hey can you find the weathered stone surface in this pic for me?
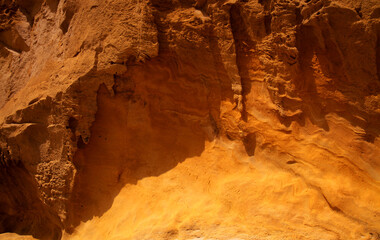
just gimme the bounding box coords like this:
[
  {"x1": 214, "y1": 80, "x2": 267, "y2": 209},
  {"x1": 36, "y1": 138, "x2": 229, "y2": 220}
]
[{"x1": 0, "y1": 0, "x2": 379, "y2": 239}]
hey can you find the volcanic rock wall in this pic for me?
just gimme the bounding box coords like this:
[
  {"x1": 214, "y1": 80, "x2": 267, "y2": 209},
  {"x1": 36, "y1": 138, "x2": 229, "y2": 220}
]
[{"x1": 0, "y1": 0, "x2": 379, "y2": 239}]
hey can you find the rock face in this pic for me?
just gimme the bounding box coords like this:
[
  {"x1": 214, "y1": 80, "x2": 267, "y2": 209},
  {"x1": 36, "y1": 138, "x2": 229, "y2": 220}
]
[{"x1": 0, "y1": 0, "x2": 379, "y2": 239}]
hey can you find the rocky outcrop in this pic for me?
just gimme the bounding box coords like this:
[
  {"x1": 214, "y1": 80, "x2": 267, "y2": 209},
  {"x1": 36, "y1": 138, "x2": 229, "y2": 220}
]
[{"x1": 0, "y1": 0, "x2": 379, "y2": 239}]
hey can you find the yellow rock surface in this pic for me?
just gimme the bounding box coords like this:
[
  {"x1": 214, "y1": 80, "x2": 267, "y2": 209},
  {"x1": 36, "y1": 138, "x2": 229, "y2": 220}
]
[
  {"x1": 0, "y1": 233, "x2": 37, "y2": 240},
  {"x1": 0, "y1": 0, "x2": 379, "y2": 239}
]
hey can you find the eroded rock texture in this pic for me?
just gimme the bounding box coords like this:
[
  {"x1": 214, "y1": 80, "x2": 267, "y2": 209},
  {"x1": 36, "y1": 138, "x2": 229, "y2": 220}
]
[{"x1": 0, "y1": 0, "x2": 379, "y2": 239}]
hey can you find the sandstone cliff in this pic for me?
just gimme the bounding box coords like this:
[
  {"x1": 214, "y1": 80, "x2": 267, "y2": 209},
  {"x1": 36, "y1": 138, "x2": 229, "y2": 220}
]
[{"x1": 0, "y1": 0, "x2": 379, "y2": 239}]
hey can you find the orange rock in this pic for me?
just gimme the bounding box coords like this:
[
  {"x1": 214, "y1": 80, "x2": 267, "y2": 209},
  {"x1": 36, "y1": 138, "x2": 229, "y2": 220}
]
[{"x1": 0, "y1": 0, "x2": 379, "y2": 239}]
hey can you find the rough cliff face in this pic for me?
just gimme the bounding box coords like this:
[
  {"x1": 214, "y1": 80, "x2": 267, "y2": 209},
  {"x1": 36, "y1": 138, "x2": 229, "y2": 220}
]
[{"x1": 0, "y1": 0, "x2": 379, "y2": 239}]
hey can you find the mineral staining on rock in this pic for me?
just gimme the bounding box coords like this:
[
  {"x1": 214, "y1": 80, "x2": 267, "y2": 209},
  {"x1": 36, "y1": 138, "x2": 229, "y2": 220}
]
[{"x1": 0, "y1": 0, "x2": 379, "y2": 239}]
